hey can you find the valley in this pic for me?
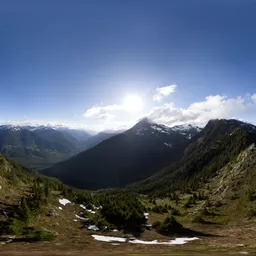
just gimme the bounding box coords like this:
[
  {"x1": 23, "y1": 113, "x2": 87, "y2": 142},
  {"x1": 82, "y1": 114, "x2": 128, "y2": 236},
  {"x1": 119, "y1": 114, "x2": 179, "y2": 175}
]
[
  {"x1": 1, "y1": 119, "x2": 256, "y2": 255},
  {"x1": 2, "y1": 0, "x2": 256, "y2": 254},
  {"x1": 0, "y1": 125, "x2": 120, "y2": 170}
]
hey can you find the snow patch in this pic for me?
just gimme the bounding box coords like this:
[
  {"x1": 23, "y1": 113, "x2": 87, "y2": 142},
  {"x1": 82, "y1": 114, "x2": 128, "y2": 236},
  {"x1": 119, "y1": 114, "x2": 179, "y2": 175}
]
[
  {"x1": 92, "y1": 235, "x2": 126, "y2": 243},
  {"x1": 151, "y1": 125, "x2": 171, "y2": 134},
  {"x1": 88, "y1": 225, "x2": 99, "y2": 231},
  {"x1": 91, "y1": 235, "x2": 199, "y2": 245},
  {"x1": 59, "y1": 198, "x2": 71, "y2": 206},
  {"x1": 164, "y1": 142, "x2": 172, "y2": 147},
  {"x1": 75, "y1": 214, "x2": 88, "y2": 220},
  {"x1": 79, "y1": 204, "x2": 96, "y2": 214},
  {"x1": 143, "y1": 224, "x2": 152, "y2": 228},
  {"x1": 87, "y1": 209, "x2": 96, "y2": 214},
  {"x1": 58, "y1": 206, "x2": 62, "y2": 210},
  {"x1": 129, "y1": 237, "x2": 199, "y2": 245}
]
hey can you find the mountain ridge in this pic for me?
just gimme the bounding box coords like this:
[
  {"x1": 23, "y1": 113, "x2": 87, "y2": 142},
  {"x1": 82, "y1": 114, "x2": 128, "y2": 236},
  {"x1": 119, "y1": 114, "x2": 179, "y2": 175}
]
[
  {"x1": 41, "y1": 119, "x2": 201, "y2": 189},
  {"x1": 0, "y1": 125, "x2": 92, "y2": 170},
  {"x1": 129, "y1": 119, "x2": 256, "y2": 196}
]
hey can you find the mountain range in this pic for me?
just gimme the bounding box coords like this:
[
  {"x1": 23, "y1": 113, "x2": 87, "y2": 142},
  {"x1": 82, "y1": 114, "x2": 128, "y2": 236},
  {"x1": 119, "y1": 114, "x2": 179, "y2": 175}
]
[
  {"x1": 0, "y1": 125, "x2": 123, "y2": 170},
  {"x1": 0, "y1": 119, "x2": 256, "y2": 250},
  {"x1": 1, "y1": 118, "x2": 256, "y2": 196},
  {"x1": 130, "y1": 119, "x2": 256, "y2": 196},
  {"x1": 1, "y1": 118, "x2": 256, "y2": 250},
  {"x1": 41, "y1": 118, "x2": 202, "y2": 189}
]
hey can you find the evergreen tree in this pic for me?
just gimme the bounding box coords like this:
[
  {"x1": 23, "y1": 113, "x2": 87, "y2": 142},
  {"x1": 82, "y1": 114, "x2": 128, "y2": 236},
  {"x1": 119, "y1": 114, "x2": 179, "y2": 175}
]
[{"x1": 21, "y1": 197, "x2": 31, "y2": 224}]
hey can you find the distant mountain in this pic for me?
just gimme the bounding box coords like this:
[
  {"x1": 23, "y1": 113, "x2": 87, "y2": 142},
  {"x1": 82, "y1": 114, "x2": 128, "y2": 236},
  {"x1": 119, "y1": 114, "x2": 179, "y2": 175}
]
[
  {"x1": 130, "y1": 119, "x2": 256, "y2": 196},
  {"x1": 0, "y1": 125, "x2": 92, "y2": 170},
  {"x1": 81, "y1": 132, "x2": 120, "y2": 151},
  {"x1": 171, "y1": 124, "x2": 202, "y2": 139},
  {"x1": 42, "y1": 118, "x2": 201, "y2": 189}
]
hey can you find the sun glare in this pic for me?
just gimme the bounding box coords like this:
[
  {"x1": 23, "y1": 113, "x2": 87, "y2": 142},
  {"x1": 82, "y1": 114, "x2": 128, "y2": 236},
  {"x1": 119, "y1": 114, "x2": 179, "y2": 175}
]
[{"x1": 123, "y1": 94, "x2": 143, "y2": 112}]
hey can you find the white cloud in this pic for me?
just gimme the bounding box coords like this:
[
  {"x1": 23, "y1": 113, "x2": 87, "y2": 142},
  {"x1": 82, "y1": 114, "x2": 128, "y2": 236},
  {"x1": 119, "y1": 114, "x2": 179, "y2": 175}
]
[
  {"x1": 5, "y1": 86, "x2": 256, "y2": 133},
  {"x1": 97, "y1": 112, "x2": 115, "y2": 121},
  {"x1": 83, "y1": 104, "x2": 121, "y2": 118},
  {"x1": 153, "y1": 84, "x2": 177, "y2": 102},
  {"x1": 148, "y1": 95, "x2": 253, "y2": 127}
]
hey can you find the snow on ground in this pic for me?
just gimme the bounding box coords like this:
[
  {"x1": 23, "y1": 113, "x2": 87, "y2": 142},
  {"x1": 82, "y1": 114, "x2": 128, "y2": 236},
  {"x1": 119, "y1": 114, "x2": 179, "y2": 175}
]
[
  {"x1": 88, "y1": 225, "x2": 99, "y2": 231},
  {"x1": 75, "y1": 214, "x2": 89, "y2": 220},
  {"x1": 143, "y1": 224, "x2": 152, "y2": 228},
  {"x1": 93, "y1": 205, "x2": 102, "y2": 210},
  {"x1": 87, "y1": 209, "x2": 96, "y2": 214},
  {"x1": 91, "y1": 235, "x2": 199, "y2": 245},
  {"x1": 151, "y1": 125, "x2": 171, "y2": 134},
  {"x1": 92, "y1": 235, "x2": 126, "y2": 243},
  {"x1": 59, "y1": 198, "x2": 71, "y2": 206},
  {"x1": 130, "y1": 237, "x2": 199, "y2": 245},
  {"x1": 58, "y1": 206, "x2": 62, "y2": 210},
  {"x1": 187, "y1": 134, "x2": 192, "y2": 139},
  {"x1": 164, "y1": 142, "x2": 172, "y2": 147},
  {"x1": 144, "y1": 213, "x2": 149, "y2": 219},
  {"x1": 80, "y1": 204, "x2": 96, "y2": 214}
]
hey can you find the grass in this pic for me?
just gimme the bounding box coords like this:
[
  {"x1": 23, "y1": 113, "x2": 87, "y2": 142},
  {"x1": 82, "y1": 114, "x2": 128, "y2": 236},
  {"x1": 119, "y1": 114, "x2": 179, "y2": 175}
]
[{"x1": 1, "y1": 147, "x2": 256, "y2": 254}]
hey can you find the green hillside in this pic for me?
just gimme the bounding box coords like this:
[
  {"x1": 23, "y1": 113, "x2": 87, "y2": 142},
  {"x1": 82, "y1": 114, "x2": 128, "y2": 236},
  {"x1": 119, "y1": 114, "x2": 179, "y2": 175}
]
[{"x1": 0, "y1": 126, "x2": 91, "y2": 170}]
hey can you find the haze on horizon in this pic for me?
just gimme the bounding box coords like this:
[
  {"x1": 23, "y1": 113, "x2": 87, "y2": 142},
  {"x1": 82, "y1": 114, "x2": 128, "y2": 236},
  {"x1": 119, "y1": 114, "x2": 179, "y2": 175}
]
[{"x1": 1, "y1": 0, "x2": 256, "y2": 132}]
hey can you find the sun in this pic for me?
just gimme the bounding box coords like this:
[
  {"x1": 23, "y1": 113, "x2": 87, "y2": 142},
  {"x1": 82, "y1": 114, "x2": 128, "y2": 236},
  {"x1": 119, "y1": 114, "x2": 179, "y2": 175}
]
[{"x1": 123, "y1": 94, "x2": 143, "y2": 112}]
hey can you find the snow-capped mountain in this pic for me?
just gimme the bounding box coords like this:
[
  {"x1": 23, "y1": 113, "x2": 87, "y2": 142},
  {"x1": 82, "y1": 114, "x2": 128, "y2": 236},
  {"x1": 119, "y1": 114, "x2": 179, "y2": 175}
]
[
  {"x1": 0, "y1": 125, "x2": 92, "y2": 170},
  {"x1": 133, "y1": 118, "x2": 201, "y2": 141},
  {"x1": 171, "y1": 124, "x2": 202, "y2": 139},
  {"x1": 42, "y1": 118, "x2": 202, "y2": 190}
]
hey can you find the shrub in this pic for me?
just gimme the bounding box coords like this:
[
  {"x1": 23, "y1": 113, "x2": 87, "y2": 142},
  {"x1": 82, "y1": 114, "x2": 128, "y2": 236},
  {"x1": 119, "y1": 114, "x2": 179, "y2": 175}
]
[
  {"x1": 192, "y1": 216, "x2": 206, "y2": 224},
  {"x1": 8, "y1": 218, "x2": 24, "y2": 235},
  {"x1": 248, "y1": 190, "x2": 255, "y2": 202},
  {"x1": 201, "y1": 207, "x2": 210, "y2": 216},
  {"x1": 247, "y1": 208, "x2": 256, "y2": 219},
  {"x1": 27, "y1": 230, "x2": 57, "y2": 242},
  {"x1": 152, "y1": 221, "x2": 161, "y2": 229},
  {"x1": 205, "y1": 198, "x2": 211, "y2": 207},
  {"x1": 171, "y1": 207, "x2": 181, "y2": 216},
  {"x1": 153, "y1": 216, "x2": 183, "y2": 235},
  {"x1": 152, "y1": 205, "x2": 169, "y2": 213},
  {"x1": 214, "y1": 200, "x2": 222, "y2": 207}
]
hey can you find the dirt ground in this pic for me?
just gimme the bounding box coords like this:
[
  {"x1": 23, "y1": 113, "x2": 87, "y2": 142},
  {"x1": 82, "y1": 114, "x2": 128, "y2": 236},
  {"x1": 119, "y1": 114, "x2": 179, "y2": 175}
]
[{"x1": 1, "y1": 223, "x2": 256, "y2": 256}]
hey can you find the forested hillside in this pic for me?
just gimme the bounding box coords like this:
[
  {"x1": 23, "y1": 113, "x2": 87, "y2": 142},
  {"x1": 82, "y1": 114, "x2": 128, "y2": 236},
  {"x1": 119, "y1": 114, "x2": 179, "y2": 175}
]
[
  {"x1": 42, "y1": 118, "x2": 201, "y2": 189},
  {"x1": 130, "y1": 119, "x2": 256, "y2": 197},
  {"x1": 0, "y1": 125, "x2": 91, "y2": 170}
]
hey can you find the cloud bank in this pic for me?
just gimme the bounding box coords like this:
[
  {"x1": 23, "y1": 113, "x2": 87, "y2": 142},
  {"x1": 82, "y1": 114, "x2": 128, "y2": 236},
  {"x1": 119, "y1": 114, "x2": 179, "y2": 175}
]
[
  {"x1": 147, "y1": 95, "x2": 253, "y2": 127},
  {"x1": 82, "y1": 85, "x2": 256, "y2": 131},
  {"x1": 2, "y1": 85, "x2": 256, "y2": 132},
  {"x1": 153, "y1": 84, "x2": 177, "y2": 102}
]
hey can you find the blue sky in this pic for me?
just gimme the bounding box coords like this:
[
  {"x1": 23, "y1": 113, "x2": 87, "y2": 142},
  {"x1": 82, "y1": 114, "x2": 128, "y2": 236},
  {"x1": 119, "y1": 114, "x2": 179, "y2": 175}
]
[{"x1": 1, "y1": 0, "x2": 256, "y2": 131}]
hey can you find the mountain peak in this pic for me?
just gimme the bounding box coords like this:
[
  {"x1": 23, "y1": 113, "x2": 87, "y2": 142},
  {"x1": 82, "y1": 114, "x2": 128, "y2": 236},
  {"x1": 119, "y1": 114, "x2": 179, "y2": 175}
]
[
  {"x1": 205, "y1": 119, "x2": 256, "y2": 132},
  {"x1": 137, "y1": 117, "x2": 153, "y2": 125}
]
